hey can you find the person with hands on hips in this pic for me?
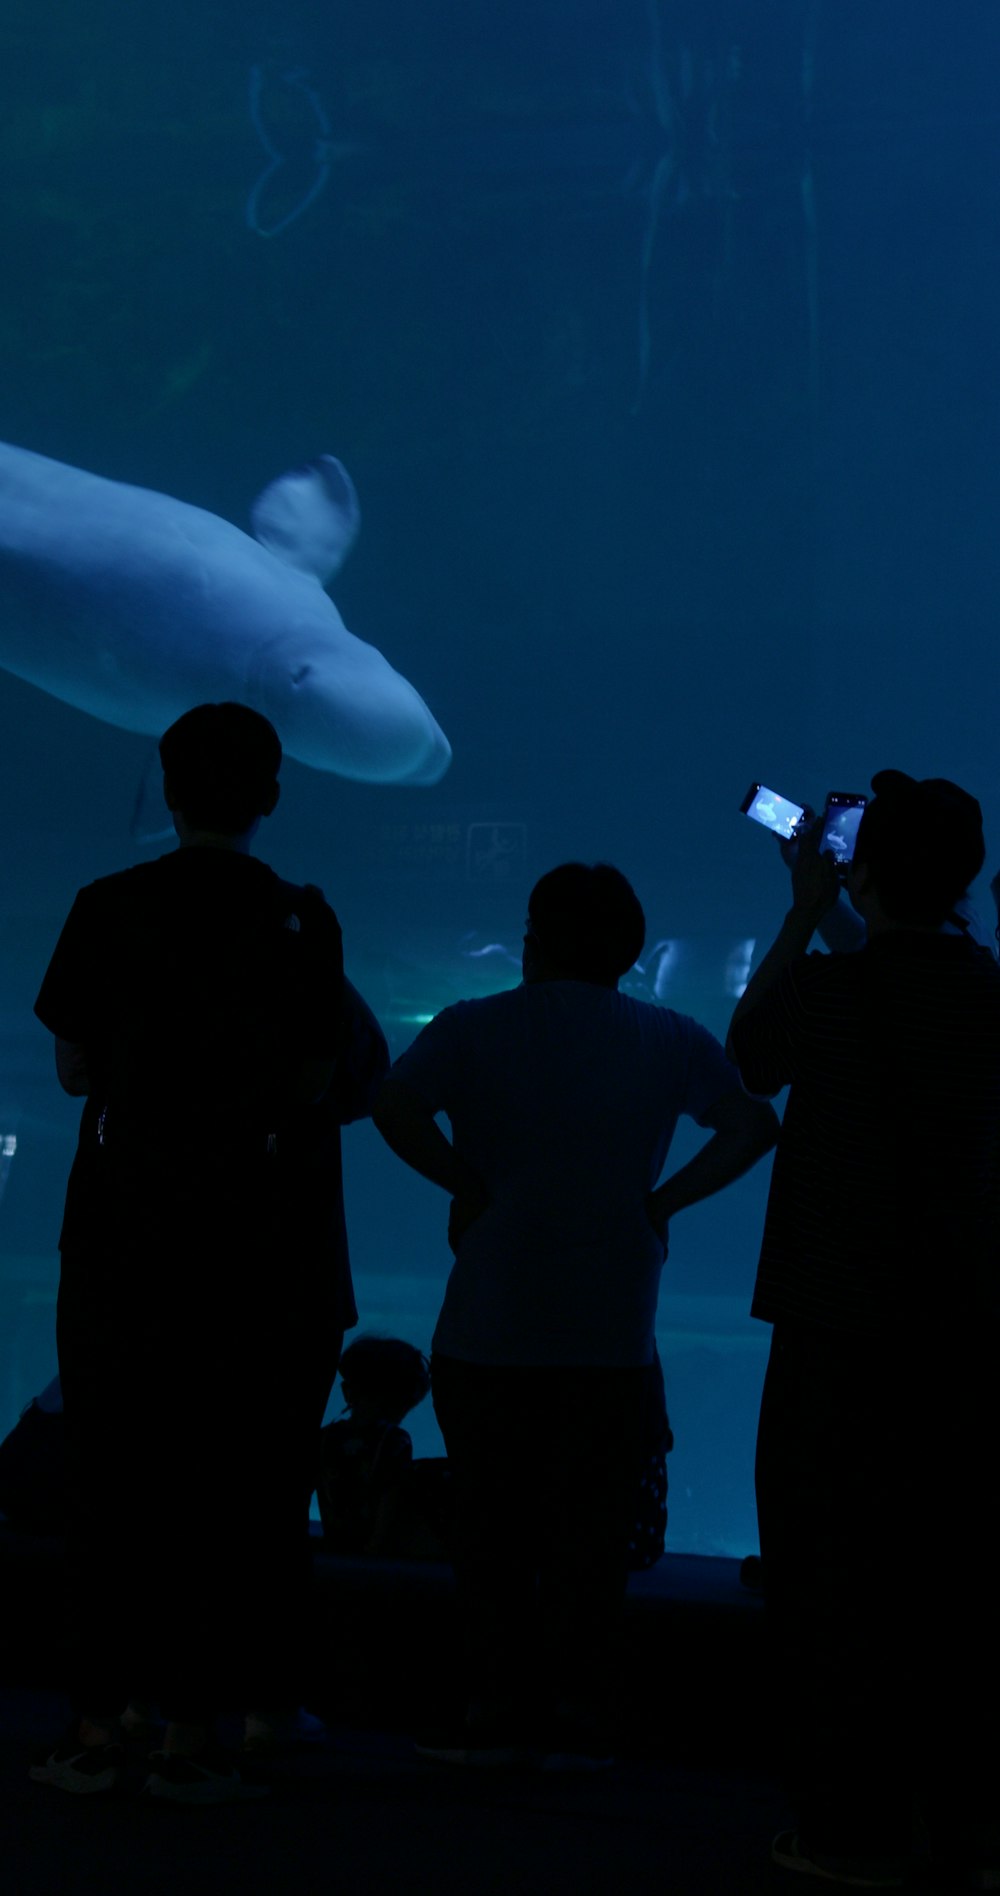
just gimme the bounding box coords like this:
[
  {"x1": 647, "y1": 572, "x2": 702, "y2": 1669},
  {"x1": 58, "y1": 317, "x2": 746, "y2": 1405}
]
[{"x1": 374, "y1": 859, "x2": 777, "y2": 1769}]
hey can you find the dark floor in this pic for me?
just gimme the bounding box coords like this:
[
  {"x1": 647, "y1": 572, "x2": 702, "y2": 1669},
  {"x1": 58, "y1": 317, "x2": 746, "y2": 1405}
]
[
  {"x1": 0, "y1": 1540, "x2": 974, "y2": 1894},
  {"x1": 1, "y1": 1684, "x2": 793, "y2": 1896}
]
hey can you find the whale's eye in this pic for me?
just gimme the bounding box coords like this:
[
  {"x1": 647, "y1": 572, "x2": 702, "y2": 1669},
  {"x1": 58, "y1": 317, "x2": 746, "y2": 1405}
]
[{"x1": 292, "y1": 664, "x2": 311, "y2": 687}]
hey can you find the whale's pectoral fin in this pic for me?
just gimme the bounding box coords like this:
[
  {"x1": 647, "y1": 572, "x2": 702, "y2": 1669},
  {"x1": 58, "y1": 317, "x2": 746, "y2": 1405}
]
[{"x1": 250, "y1": 454, "x2": 361, "y2": 585}]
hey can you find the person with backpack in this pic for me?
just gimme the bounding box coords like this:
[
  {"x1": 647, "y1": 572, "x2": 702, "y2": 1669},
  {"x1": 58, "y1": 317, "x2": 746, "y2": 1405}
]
[{"x1": 30, "y1": 701, "x2": 388, "y2": 1802}]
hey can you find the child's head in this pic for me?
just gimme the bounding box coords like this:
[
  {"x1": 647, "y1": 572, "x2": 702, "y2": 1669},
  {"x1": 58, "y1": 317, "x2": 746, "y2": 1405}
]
[{"x1": 338, "y1": 1336, "x2": 431, "y2": 1424}]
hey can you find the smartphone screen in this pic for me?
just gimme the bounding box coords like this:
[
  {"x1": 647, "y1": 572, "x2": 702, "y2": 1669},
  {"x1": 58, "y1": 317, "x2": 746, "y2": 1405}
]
[
  {"x1": 819, "y1": 793, "x2": 867, "y2": 865},
  {"x1": 740, "y1": 783, "x2": 806, "y2": 840}
]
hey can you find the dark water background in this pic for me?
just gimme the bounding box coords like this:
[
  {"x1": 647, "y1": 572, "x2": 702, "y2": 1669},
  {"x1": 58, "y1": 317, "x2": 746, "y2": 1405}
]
[{"x1": 1, "y1": 0, "x2": 998, "y2": 1552}]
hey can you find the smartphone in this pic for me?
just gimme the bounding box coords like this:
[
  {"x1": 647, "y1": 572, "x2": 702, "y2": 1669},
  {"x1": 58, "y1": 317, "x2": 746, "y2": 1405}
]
[
  {"x1": 740, "y1": 783, "x2": 806, "y2": 840},
  {"x1": 819, "y1": 792, "x2": 867, "y2": 866}
]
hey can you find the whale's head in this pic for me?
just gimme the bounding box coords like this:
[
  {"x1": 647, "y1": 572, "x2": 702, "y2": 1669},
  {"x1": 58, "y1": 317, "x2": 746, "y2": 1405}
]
[
  {"x1": 246, "y1": 608, "x2": 451, "y2": 785},
  {"x1": 0, "y1": 440, "x2": 452, "y2": 788},
  {"x1": 244, "y1": 455, "x2": 451, "y2": 784}
]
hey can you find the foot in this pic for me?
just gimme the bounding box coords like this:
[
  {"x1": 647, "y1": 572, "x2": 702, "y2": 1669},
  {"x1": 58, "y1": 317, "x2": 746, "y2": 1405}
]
[
  {"x1": 29, "y1": 1726, "x2": 122, "y2": 1794},
  {"x1": 413, "y1": 1720, "x2": 536, "y2": 1769},
  {"x1": 144, "y1": 1748, "x2": 268, "y2": 1805},
  {"x1": 771, "y1": 1830, "x2": 906, "y2": 1888}
]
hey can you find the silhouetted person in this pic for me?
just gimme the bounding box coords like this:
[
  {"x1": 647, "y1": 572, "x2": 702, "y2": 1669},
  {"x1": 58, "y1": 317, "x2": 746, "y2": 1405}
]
[
  {"x1": 374, "y1": 861, "x2": 777, "y2": 1767},
  {"x1": 32, "y1": 701, "x2": 388, "y2": 1801},
  {"x1": 777, "y1": 801, "x2": 993, "y2": 952},
  {"x1": 728, "y1": 771, "x2": 1000, "y2": 1890},
  {"x1": 316, "y1": 1335, "x2": 436, "y2": 1557}
]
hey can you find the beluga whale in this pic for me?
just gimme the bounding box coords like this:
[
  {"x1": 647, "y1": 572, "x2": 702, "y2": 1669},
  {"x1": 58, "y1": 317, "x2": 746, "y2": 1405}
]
[{"x1": 0, "y1": 441, "x2": 452, "y2": 784}]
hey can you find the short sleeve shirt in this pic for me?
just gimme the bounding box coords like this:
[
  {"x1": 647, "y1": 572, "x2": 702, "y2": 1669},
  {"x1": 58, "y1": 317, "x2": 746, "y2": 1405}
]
[
  {"x1": 35, "y1": 849, "x2": 344, "y2": 1073},
  {"x1": 35, "y1": 849, "x2": 354, "y2": 1306},
  {"x1": 392, "y1": 980, "x2": 741, "y2": 1366}
]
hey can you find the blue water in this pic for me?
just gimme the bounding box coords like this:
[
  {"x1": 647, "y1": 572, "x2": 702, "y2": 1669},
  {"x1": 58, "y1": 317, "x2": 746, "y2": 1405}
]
[{"x1": 3, "y1": 0, "x2": 999, "y2": 1556}]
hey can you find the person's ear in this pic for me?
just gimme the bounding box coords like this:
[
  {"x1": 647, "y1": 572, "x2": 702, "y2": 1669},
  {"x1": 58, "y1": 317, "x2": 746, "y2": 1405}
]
[
  {"x1": 261, "y1": 780, "x2": 280, "y2": 818},
  {"x1": 162, "y1": 773, "x2": 179, "y2": 813}
]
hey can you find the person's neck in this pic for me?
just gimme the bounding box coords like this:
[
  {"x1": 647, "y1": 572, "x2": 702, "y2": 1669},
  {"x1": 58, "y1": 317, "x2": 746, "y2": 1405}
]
[
  {"x1": 173, "y1": 819, "x2": 255, "y2": 854},
  {"x1": 523, "y1": 964, "x2": 618, "y2": 988},
  {"x1": 179, "y1": 835, "x2": 251, "y2": 854},
  {"x1": 864, "y1": 911, "x2": 942, "y2": 938},
  {"x1": 347, "y1": 1401, "x2": 400, "y2": 1428}
]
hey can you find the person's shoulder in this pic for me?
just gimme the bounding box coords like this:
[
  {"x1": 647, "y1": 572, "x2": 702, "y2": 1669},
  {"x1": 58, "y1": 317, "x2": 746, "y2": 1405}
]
[
  {"x1": 636, "y1": 1002, "x2": 738, "y2": 1074},
  {"x1": 728, "y1": 950, "x2": 839, "y2": 1047},
  {"x1": 84, "y1": 860, "x2": 158, "y2": 894},
  {"x1": 395, "y1": 991, "x2": 512, "y2": 1080},
  {"x1": 614, "y1": 991, "x2": 678, "y2": 1031},
  {"x1": 256, "y1": 864, "x2": 311, "y2": 905},
  {"x1": 70, "y1": 858, "x2": 170, "y2": 911},
  {"x1": 809, "y1": 943, "x2": 857, "y2": 972},
  {"x1": 868, "y1": 932, "x2": 999, "y2": 977},
  {"x1": 782, "y1": 947, "x2": 866, "y2": 1018},
  {"x1": 781, "y1": 946, "x2": 854, "y2": 994},
  {"x1": 439, "y1": 987, "x2": 523, "y2": 1025},
  {"x1": 614, "y1": 992, "x2": 710, "y2": 1038},
  {"x1": 475, "y1": 983, "x2": 524, "y2": 1005}
]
